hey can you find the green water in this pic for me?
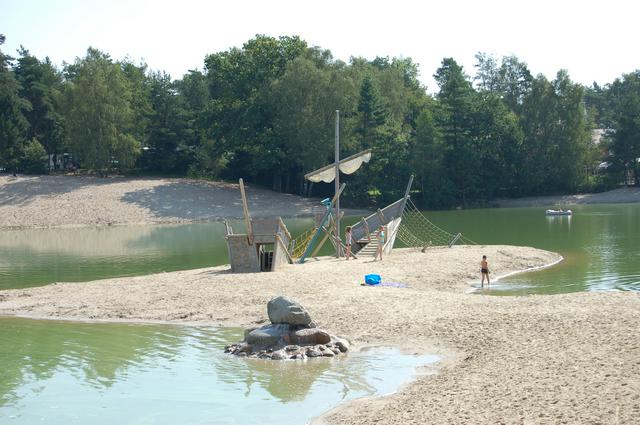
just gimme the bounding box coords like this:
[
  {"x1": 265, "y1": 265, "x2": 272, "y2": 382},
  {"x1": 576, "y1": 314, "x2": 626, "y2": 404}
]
[
  {"x1": 1, "y1": 204, "x2": 639, "y2": 294},
  {"x1": 0, "y1": 219, "x2": 344, "y2": 290},
  {"x1": 0, "y1": 318, "x2": 437, "y2": 425},
  {"x1": 424, "y1": 203, "x2": 640, "y2": 295}
]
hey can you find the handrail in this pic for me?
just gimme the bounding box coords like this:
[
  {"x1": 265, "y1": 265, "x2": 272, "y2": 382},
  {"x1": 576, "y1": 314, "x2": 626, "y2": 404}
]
[
  {"x1": 238, "y1": 178, "x2": 253, "y2": 245},
  {"x1": 350, "y1": 198, "x2": 404, "y2": 241},
  {"x1": 277, "y1": 217, "x2": 291, "y2": 240},
  {"x1": 276, "y1": 234, "x2": 294, "y2": 264}
]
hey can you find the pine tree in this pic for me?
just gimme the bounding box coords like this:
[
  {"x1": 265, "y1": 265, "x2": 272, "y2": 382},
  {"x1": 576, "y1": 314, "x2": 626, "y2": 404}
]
[
  {"x1": 356, "y1": 75, "x2": 388, "y2": 148},
  {"x1": 0, "y1": 35, "x2": 30, "y2": 172},
  {"x1": 14, "y1": 48, "x2": 65, "y2": 160}
]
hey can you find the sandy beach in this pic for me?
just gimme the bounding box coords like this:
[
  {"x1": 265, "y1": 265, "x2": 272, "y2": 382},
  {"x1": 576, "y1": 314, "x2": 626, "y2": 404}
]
[
  {"x1": 496, "y1": 186, "x2": 640, "y2": 208},
  {"x1": 1, "y1": 175, "x2": 639, "y2": 423},
  {"x1": 1, "y1": 246, "x2": 638, "y2": 424},
  {"x1": 0, "y1": 175, "x2": 364, "y2": 229}
]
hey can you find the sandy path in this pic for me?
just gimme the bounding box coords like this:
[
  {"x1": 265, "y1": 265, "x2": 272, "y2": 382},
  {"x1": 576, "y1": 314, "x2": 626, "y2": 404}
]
[
  {"x1": 1, "y1": 245, "x2": 638, "y2": 424},
  {"x1": 0, "y1": 175, "x2": 365, "y2": 229}
]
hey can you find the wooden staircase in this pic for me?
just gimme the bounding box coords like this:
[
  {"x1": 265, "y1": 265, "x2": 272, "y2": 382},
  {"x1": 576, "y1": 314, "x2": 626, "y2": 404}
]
[{"x1": 353, "y1": 232, "x2": 379, "y2": 257}]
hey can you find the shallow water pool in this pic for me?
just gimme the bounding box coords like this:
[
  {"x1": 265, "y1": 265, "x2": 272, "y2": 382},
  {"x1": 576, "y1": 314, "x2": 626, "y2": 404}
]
[{"x1": 0, "y1": 318, "x2": 438, "y2": 425}]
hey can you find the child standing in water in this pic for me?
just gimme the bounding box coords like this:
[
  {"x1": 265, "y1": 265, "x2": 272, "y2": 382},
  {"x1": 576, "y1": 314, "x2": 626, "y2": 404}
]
[
  {"x1": 480, "y1": 255, "x2": 490, "y2": 288},
  {"x1": 345, "y1": 226, "x2": 353, "y2": 260}
]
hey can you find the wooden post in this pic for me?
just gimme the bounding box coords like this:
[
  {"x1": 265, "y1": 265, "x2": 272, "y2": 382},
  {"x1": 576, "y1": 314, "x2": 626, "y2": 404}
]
[
  {"x1": 362, "y1": 217, "x2": 371, "y2": 243},
  {"x1": 311, "y1": 230, "x2": 332, "y2": 258},
  {"x1": 239, "y1": 178, "x2": 253, "y2": 245},
  {"x1": 275, "y1": 234, "x2": 294, "y2": 264},
  {"x1": 335, "y1": 110, "x2": 341, "y2": 258},
  {"x1": 277, "y1": 217, "x2": 291, "y2": 240},
  {"x1": 399, "y1": 174, "x2": 414, "y2": 217},
  {"x1": 299, "y1": 183, "x2": 346, "y2": 263}
]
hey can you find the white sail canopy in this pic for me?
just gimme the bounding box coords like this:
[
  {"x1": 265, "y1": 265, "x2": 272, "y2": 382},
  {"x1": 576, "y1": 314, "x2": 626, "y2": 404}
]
[
  {"x1": 305, "y1": 166, "x2": 336, "y2": 183},
  {"x1": 305, "y1": 149, "x2": 372, "y2": 183}
]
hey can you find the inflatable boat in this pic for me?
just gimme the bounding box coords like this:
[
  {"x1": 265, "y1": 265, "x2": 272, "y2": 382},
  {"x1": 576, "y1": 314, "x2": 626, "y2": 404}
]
[{"x1": 545, "y1": 209, "x2": 572, "y2": 216}]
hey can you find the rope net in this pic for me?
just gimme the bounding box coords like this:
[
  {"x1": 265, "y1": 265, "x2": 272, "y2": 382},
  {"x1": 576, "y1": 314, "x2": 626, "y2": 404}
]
[
  {"x1": 398, "y1": 198, "x2": 477, "y2": 248},
  {"x1": 289, "y1": 226, "x2": 316, "y2": 258}
]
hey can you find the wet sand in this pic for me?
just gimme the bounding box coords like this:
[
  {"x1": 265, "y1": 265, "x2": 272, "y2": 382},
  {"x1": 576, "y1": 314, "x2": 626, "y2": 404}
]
[{"x1": 0, "y1": 246, "x2": 638, "y2": 424}]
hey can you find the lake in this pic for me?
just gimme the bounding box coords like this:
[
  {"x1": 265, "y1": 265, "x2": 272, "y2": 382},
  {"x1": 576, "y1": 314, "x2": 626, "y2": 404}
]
[
  {"x1": 1, "y1": 203, "x2": 638, "y2": 294},
  {"x1": 424, "y1": 203, "x2": 640, "y2": 295}
]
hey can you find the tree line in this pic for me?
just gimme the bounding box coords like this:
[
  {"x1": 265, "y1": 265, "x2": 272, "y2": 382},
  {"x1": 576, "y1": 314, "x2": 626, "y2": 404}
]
[{"x1": 1, "y1": 34, "x2": 638, "y2": 208}]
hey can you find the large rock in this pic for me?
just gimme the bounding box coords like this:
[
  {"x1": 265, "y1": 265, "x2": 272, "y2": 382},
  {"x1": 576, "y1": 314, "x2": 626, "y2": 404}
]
[
  {"x1": 267, "y1": 296, "x2": 312, "y2": 326},
  {"x1": 245, "y1": 324, "x2": 290, "y2": 347},
  {"x1": 290, "y1": 328, "x2": 331, "y2": 345}
]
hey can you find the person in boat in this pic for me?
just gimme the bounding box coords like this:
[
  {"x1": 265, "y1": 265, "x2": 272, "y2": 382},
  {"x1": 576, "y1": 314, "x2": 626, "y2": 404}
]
[
  {"x1": 374, "y1": 225, "x2": 385, "y2": 261},
  {"x1": 345, "y1": 226, "x2": 353, "y2": 260},
  {"x1": 481, "y1": 255, "x2": 490, "y2": 288}
]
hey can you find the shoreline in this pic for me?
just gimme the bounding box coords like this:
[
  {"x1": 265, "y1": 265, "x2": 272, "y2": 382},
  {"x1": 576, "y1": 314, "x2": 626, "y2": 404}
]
[
  {"x1": 1, "y1": 246, "x2": 638, "y2": 424},
  {"x1": 466, "y1": 254, "x2": 565, "y2": 293},
  {"x1": 495, "y1": 186, "x2": 640, "y2": 208},
  {"x1": 1, "y1": 175, "x2": 638, "y2": 231}
]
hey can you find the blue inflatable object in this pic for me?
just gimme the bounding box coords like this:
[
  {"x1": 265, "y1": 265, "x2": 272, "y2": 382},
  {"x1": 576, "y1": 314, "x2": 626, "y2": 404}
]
[{"x1": 364, "y1": 274, "x2": 382, "y2": 285}]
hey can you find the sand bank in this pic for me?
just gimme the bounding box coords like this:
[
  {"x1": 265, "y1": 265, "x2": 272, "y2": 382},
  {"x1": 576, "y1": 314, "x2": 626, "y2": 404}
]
[
  {"x1": 1, "y1": 245, "x2": 638, "y2": 424},
  {"x1": 0, "y1": 175, "x2": 365, "y2": 229},
  {"x1": 496, "y1": 186, "x2": 640, "y2": 208}
]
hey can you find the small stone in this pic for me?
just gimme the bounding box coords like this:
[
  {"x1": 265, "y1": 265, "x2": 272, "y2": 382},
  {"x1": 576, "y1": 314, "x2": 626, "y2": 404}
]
[
  {"x1": 237, "y1": 352, "x2": 247, "y2": 357},
  {"x1": 290, "y1": 328, "x2": 331, "y2": 345},
  {"x1": 331, "y1": 348, "x2": 340, "y2": 355},
  {"x1": 271, "y1": 351, "x2": 286, "y2": 360},
  {"x1": 334, "y1": 338, "x2": 350, "y2": 353},
  {"x1": 285, "y1": 345, "x2": 298, "y2": 352},
  {"x1": 322, "y1": 350, "x2": 335, "y2": 357},
  {"x1": 232, "y1": 343, "x2": 252, "y2": 355},
  {"x1": 306, "y1": 348, "x2": 322, "y2": 358}
]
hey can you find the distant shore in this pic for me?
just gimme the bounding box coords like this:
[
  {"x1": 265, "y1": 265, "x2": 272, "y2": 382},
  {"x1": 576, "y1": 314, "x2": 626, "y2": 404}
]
[
  {"x1": 496, "y1": 186, "x2": 640, "y2": 208},
  {"x1": 1, "y1": 246, "x2": 638, "y2": 424},
  {"x1": 0, "y1": 175, "x2": 367, "y2": 230},
  {"x1": 2, "y1": 176, "x2": 638, "y2": 230}
]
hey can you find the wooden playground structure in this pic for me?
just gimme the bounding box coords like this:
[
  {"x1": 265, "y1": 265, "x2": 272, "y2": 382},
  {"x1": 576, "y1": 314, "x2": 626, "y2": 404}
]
[{"x1": 223, "y1": 176, "x2": 476, "y2": 273}]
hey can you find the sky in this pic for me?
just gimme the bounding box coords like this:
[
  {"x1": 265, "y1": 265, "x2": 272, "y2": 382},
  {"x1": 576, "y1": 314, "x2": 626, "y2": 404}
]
[{"x1": 1, "y1": 0, "x2": 638, "y2": 91}]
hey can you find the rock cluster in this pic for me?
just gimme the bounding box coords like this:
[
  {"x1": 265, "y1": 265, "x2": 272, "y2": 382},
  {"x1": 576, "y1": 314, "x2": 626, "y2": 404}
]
[{"x1": 224, "y1": 296, "x2": 350, "y2": 360}]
